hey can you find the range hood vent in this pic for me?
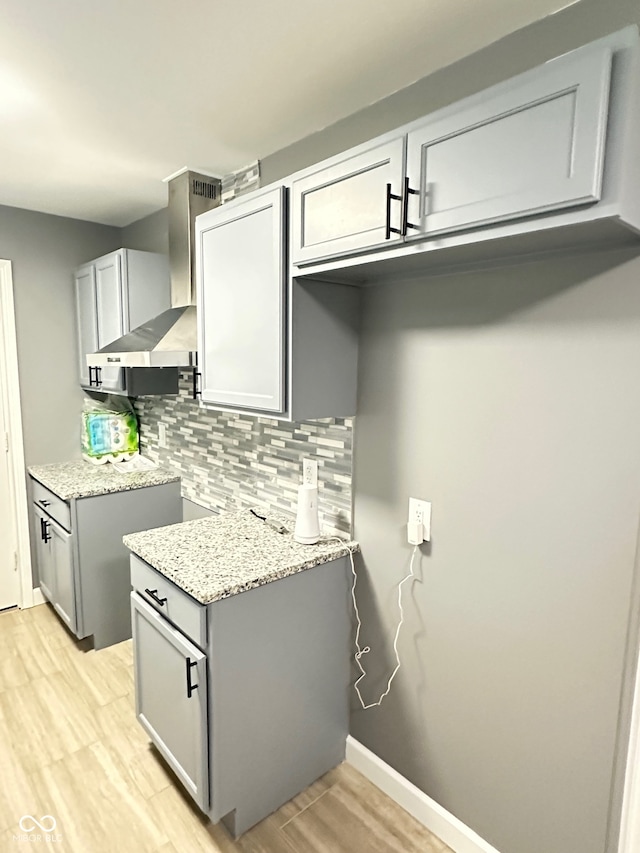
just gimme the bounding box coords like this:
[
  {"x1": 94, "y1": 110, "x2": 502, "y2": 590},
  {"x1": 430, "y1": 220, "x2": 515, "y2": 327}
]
[{"x1": 87, "y1": 168, "x2": 221, "y2": 370}]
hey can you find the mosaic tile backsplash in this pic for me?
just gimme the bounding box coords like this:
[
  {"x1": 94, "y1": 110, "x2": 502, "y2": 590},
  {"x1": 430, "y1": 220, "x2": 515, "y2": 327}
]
[{"x1": 134, "y1": 371, "x2": 353, "y2": 535}]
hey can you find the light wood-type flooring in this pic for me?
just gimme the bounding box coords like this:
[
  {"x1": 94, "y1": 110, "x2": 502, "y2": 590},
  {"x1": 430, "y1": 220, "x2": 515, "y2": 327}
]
[{"x1": 0, "y1": 603, "x2": 451, "y2": 852}]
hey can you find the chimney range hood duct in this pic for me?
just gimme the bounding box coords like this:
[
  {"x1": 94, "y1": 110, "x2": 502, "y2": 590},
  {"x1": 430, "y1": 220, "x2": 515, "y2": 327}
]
[{"x1": 87, "y1": 168, "x2": 221, "y2": 369}]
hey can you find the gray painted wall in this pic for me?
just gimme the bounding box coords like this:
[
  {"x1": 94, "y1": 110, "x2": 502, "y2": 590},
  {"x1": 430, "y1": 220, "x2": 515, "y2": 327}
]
[
  {"x1": 0, "y1": 204, "x2": 119, "y2": 465},
  {"x1": 260, "y1": 2, "x2": 640, "y2": 853},
  {"x1": 120, "y1": 207, "x2": 168, "y2": 255}
]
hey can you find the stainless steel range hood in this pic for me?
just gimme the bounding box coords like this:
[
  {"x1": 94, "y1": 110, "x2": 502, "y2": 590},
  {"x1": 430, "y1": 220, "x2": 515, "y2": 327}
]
[{"x1": 87, "y1": 168, "x2": 221, "y2": 369}]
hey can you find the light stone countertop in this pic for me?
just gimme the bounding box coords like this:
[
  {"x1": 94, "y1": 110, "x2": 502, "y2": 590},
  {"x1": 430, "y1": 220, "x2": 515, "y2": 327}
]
[
  {"x1": 28, "y1": 461, "x2": 180, "y2": 501},
  {"x1": 123, "y1": 508, "x2": 359, "y2": 605}
]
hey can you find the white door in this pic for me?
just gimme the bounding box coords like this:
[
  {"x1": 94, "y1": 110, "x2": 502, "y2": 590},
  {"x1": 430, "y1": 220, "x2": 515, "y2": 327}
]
[
  {"x1": 405, "y1": 42, "x2": 612, "y2": 239},
  {"x1": 0, "y1": 373, "x2": 18, "y2": 610},
  {"x1": 95, "y1": 252, "x2": 126, "y2": 392},
  {"x1": 291, "y1": 137, "x2": 406, "y2": 266},
  {"x1": 197, "y1": 186, "x2": 286, "y2": 413}
]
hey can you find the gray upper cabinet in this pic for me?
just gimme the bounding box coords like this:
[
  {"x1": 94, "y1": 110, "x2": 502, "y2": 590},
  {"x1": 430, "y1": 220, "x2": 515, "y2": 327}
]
[
  {"x1": 74, "y1": 249, "x2": 172, "y2": 395},
  {"x1": 131, "y1": 592, "x2": 209, "y2": 812},
  {"x1": 94, "y1": 252, "x2": 126, "y2": 392},
  {"x1": 75, "y1": 265, "x2": 98, "y2": 389},
  {"x1": 289, "y1": 28, "x2": 640, "y2": 281},
  {"x1": 291, "y1": 137, "x2": 405, "y2": 266},
  {"x1": 405, "y1": 42, "x2": 612, "y2": 239},
  {"x1": 196, "y1": 187, "x2": 360, "y2": 421},
  {"x1": 197, "y1": 186, "x2": 286, "y2": 413}
]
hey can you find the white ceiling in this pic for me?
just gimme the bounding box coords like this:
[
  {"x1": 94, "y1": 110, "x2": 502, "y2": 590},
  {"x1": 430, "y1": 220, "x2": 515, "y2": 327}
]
[{"x1": 0, "y1": 0, "x2": 576, "y2": 227}]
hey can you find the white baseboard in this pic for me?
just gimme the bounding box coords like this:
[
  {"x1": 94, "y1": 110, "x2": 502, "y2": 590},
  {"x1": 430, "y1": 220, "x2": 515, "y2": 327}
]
[
  {"x1": 346, "y1": 736, "x2": 502, "y2": 853},
  {"x1": 30, "y1": 588, "x2": 45, "y2": 607}
]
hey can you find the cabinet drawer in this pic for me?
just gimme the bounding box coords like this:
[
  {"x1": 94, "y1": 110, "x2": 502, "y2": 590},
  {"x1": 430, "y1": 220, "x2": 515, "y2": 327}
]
[
  {"x1": 130, "y1": 554, "x2": 207, "y2": 649},
  {"x1": 31, "y1": 480, "x2": 71, "y2": 532}
]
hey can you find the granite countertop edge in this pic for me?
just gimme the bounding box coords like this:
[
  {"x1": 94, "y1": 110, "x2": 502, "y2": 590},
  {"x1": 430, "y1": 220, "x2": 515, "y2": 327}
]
[
  {"x1": 124, "y1": 509, "x2": 360, "y2": 605},
  {"x1": 28, "y1": 461, "x2": 180, "y2": 501}
]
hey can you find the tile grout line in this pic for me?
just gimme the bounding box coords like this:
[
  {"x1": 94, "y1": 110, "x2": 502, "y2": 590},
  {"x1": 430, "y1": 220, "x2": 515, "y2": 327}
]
[{"x1": 279, "y1": 785, "x2": 334, "y2": 829}]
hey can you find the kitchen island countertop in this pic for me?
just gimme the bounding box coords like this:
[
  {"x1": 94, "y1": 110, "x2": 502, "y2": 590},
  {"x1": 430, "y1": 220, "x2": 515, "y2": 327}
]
[
  {"x1": 124, "y1": 508, "x2": 359, "y2": 604},
  {"x1": 28, "y1": 461, "x2": 180, "y2": 501}
]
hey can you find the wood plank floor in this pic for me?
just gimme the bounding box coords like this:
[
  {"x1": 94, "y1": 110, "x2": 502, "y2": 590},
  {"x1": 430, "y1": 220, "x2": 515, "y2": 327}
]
[{"x1": 0, "y1": 603, "x2": 451, "y2": 853}]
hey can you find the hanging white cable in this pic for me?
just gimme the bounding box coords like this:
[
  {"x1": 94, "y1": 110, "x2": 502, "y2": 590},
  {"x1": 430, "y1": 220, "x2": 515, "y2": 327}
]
[{"x1": 321, "y1": 537, "x2": 418, "y2": 710}]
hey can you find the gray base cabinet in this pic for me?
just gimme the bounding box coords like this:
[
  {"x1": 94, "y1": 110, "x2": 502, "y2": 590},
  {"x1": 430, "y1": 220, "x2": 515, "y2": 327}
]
[
  {"x1": 130, "y1": 553, "x2": 351, "y2": 837},
  {"x1": 31, "y1": 478, "x2": 182, "y2": 649}
]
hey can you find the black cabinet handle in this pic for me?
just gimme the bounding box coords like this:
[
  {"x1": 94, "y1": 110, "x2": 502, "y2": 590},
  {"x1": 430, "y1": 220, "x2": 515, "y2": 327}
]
[
  {"x1": 186, "y1": 657, "x2": 198, "y2": 698},
  {"x1": 38, "y1": 499, "x2": 51, "y2": 508},
  {"x1": 401, "y1": 176, "x2": 420, "y2": 236},
  {"x1": 96, "y1": 367, "x2": 102, "y2": 388},
  {"x1": 192, "y1": 368, "x2": 201, "y2": 400},
  {"x1": 144, "y1": 588, "x2": 167, "y2": 607},
  {"x1": 88, "y1": 366, "x2": 96, "y2": 387},
  {"x1": 385, "y1": 183, "x2": 403, "y2": 240},
  {"x1": 41, "y1": 519, "x2": 51, "y2": 543},
  {"x1": 39, "y1": 517, "x2": 45, "y2": 541}
]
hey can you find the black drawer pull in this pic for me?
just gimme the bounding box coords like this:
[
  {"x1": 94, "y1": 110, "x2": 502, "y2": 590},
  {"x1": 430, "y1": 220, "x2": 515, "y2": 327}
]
[
  {"x1": 144, "y1": 588, "x2": 168, "y2": 606},
  {"x1": 38, "y1": 499, "x2": 51, "y2": 507},
  {"x1": 186, "y1": 657, "x2": 198, "y2": 698},
  {"x1": 41, "y1": 519, "x2": 51, "y2": 543}
]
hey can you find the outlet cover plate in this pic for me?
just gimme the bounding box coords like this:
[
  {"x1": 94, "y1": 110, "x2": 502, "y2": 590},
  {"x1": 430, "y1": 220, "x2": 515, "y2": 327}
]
[
  {"x1": 303, "y1": 458, "x2": 318, "y2": 487},
  {"x1": 408, "y1": 498, "x2": 431, "y2": 542}
]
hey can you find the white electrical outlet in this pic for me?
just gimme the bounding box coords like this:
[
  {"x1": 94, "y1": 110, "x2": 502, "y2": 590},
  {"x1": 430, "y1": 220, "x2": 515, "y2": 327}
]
[
  {"x1": 302, "y1": 458, "x2": 318, "y2": 487},
  {"x1": 408, "y1": 497, "x2": 431, "y2": 542},
  {"x1": 158, "y1": 422, "x2": 168, "y2": 449}
]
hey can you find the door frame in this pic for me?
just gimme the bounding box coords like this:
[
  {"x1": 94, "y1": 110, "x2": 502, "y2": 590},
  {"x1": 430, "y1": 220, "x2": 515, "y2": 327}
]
[
  {"x1": 619, "y1": 656, "x2": 640, "y2": 852},
  {"x1": 0, "y1": 259, "x2": 34, "y2": 608}
]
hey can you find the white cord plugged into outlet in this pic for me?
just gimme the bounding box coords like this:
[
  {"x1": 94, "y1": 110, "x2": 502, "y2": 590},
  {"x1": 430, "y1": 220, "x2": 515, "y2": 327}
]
[{"x1": 323, "y1": 537, "x2": 418, "y2": 710}]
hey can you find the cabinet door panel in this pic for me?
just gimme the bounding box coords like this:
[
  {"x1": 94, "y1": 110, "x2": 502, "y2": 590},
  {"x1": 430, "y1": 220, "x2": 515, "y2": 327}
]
[
  {"x1": 33, "y1": 506, "x2": 54, "y2": 603},
  {"x1": 406, "y1": 44, "x2": 612, "y2": 238},
  {"x1": 95, "y1": 253, "x2": 126, "y2": 392},
  {"x1": 291, "y1": 137, "x2": 405, "y2": 265},
  {"x1": 50, "y1": 519, "x2": 76, "y2": 634},
  {"x1": 198, "y1": 186, "x2": 285, "y2": 413},
  {"x1": 132, "y1": 593, "x2": 209, "y2": 811},
  {"x1": 75, "y1": 266, "x2": 98, "y2": 388}
]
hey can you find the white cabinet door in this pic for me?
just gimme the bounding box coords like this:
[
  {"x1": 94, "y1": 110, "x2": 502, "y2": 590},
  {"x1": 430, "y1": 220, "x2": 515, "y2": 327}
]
[
  {"x1": 34, "y1": 505, "x2": 54, "y2": 603},
  {"x1": 95, "y1": 252, "x2": 126, "y2": 392},
  {"x1": 131, "y1": 592, "x2": 209, "y2": 812},
  {"x1": 75, "y1": 265, "x2": 98, "y2": 388},
  {"x1": 291, "y1": 138, "x2": 405, "y2": 266},
  {"x1": 405, "y1": 43, "x2": 612, "y2": 239},
  {"x1": 197, "y1": 186, "x2": 286, "y2": 413},
  {"x1": 49, "y1": 519, "x2": 76, "y2": 634}
]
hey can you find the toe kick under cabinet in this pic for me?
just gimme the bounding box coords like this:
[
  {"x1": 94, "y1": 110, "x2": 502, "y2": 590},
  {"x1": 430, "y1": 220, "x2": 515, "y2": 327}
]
[
  {"x1": 130, "y1": 553, "x2": 351, "y2": 837},
  {"x1": 31, "y1": 477, "x2": 181, "y2": 649}
]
